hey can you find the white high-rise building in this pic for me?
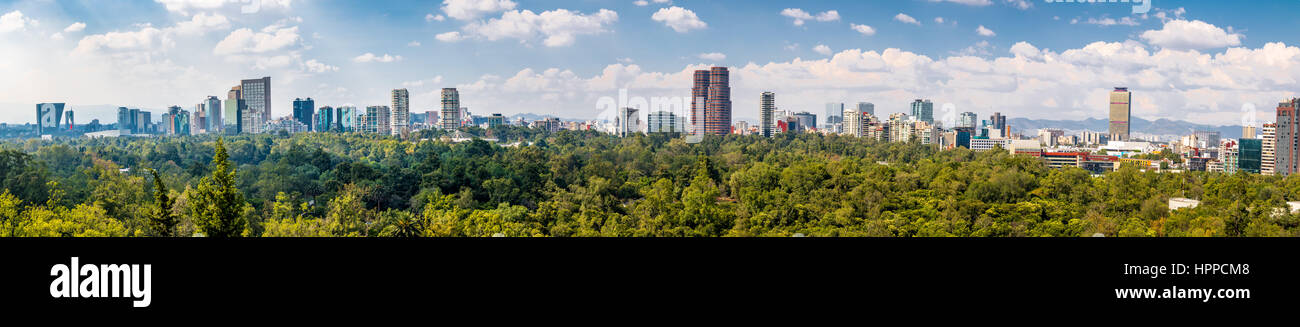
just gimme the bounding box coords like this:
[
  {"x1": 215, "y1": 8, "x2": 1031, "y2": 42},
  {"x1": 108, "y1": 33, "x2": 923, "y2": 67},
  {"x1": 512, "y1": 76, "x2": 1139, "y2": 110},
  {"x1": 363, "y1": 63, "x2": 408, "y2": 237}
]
[
  {"x1": 391, "y1": 88, "x2": 410, "y2": 135},
  {"x1": 617, "y1": 107, "x2": 640, "y2": 137},
  {"x1": 1263, "y1": 123, "x2": 1277, "y2": 175},
  {"x1": 441, "y1": 88, "x2": 461, "y2": 130}
]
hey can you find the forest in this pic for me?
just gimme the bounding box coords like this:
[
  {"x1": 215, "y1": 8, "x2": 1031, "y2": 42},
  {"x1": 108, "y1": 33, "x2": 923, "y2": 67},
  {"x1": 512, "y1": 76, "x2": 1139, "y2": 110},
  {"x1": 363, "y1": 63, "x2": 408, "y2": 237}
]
[{"x1": 1, "y1": 126, "x2": 1298, "y2": 237}]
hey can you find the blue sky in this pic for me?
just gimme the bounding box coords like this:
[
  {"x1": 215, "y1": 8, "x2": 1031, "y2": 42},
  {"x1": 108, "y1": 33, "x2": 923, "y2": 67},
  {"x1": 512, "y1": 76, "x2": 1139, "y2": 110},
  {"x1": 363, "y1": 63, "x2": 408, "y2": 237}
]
[{"x1": 1, "y1": 0, "x2": 1299, "y2": 126}]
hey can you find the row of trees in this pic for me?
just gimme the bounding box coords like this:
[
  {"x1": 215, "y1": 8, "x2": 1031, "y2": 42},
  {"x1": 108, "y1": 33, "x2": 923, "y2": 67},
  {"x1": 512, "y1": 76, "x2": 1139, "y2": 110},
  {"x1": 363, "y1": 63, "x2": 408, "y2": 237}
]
[{"x1": 3, "y1": 127, "x2": 1300, "y2": 237}]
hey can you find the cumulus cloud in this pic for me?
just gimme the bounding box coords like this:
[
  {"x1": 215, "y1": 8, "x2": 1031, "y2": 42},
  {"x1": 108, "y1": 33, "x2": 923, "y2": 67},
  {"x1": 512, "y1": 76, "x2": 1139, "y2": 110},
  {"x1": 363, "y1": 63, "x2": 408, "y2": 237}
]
[
  {"x1": 213, "y1": 25, "x2": 300, "y2": 55},
  {"x1": 850, "y1": 24, "x2": 876, "y2": 36},
  {"x1": 653, "y1": 6, "x2": 706, "y2": 33},
  {"x1": 154, "y1": 0, "x2": 293, "y2": 14},
  {"x1": 894, "y1": 13, "x2": 920, "y2": 25},
  {"x1": 976, "y1": 25, "x2": 996, "y2": 37},
  {"x1": 928, "y1": 0, "x2": 993, "y2": 6},
  {"x1": 1140, "y1": 19, "x2": 1242, "y2": 50},
  {"x1": 698, "y1": 52, "x2": 726, "y2": 61},
  {"x1": 353, "y1": 53, "x2": 402, "y2": 63},
  {"x1": 64, "y1": 22, "x2": 86, "y2": 33},
  {"x1": 457, "y1": 9, "x2": 618, "y2": 47},
  {"x1": 436, "y1": 31, "x2": 463, "y2": 42},
  {"x1": 442, "y1": 0, "x2": 517, "y2": 20},
  {"x1": 780, "y1": 8, "x2": 839, "y2": 26},
  {"x1": 303, "y1": 59, "x2": 338, "y2": 73},
  {"x1": 174, "y1": 13, "x2": 231, "y2": 36},
  {"x1": 813, "y1": 44, "x2": 832, "y2": 55},
  {"x1": 0, "y1": 10, "x2": 36, "y2": 33}
]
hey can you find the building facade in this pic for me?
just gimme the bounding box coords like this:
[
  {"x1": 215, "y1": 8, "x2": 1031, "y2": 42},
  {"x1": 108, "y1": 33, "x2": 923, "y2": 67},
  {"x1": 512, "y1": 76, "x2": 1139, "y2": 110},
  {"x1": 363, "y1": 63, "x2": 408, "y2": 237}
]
[
  {"x1": 241, "y1": 77, "x2": 271, "y2": 133},
  {"x1": 1263, "y1": 123, "x2": 1277, "y2": 175},
  {"x1": 225, "y1": 86, "x2": 244, "y2": 134},
  {"x1": 761, "y1": 92, "x2": 775, "y2": 137},
  {"x1": 441, "y1": 88, "x2": 461, "y2": 130},
  {"x1": 391, "y1": 89, "x2": 409, "y2": 135},
  {"x1": 910, "y1": 99, "x2": 934, "y2": 124},
  {"x1": 691, "y1": 67, "x2": 732, "y2": 136},
  {"x1": 1109, "y1": 87, "x2": 1132, "y2": 141},
  {"x1": 292, "y1": 98, "x2": 314, "y2": 132}
]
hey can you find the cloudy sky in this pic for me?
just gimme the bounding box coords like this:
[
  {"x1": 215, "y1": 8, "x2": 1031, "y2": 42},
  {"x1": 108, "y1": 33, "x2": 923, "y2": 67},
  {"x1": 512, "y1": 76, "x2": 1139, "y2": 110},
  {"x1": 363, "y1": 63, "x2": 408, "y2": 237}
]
[{"x1": 1, "y1": 0, "x2": 1298, "y2": 126}]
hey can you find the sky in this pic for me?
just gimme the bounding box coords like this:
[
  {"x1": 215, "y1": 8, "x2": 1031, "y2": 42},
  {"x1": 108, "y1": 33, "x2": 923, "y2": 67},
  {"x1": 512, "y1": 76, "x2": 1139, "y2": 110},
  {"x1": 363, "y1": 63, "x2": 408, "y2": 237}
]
[{"x1": 1, "y1": 0, "x2": 1299, "y2": 126}]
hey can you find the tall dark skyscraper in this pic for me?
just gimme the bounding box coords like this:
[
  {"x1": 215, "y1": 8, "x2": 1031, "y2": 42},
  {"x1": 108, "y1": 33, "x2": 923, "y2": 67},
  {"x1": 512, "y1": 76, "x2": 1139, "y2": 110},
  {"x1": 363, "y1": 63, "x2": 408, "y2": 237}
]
[
  {"x1": 691, "y1": 67, "x2": 731, "y2": 136},
  {"x1": 989, "y1": 112, "x2": 1007, "y2": 138},
  {"x1": 293, "y1": 98, "x2": 315, "y2": 131},
  {"x1": 761, "y1": 92, "x2": 775, "y2": 138},
  {"x1": 910, "y1": 99, "x2": 934, "y2": 124},
  {"x1": 1276, "y1": 98, "x2": 1300, "y2": 176}
]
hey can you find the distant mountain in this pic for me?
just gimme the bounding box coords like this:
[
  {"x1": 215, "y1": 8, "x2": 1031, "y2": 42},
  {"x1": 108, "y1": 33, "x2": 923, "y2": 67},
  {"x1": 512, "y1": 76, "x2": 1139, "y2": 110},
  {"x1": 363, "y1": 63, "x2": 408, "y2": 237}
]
[{"x1": 1008, "y1": 116, "x2": 1244, "y2": 140}]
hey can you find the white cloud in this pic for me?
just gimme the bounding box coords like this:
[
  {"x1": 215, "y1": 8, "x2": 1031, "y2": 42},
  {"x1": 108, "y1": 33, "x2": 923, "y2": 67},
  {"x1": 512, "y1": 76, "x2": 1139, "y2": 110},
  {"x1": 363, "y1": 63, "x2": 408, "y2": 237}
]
[
  {"x1": 780, "y1": 8, "x2": 839, "y2": 26},
  {"x1": 1140, "y1": 19, "x2": 1242, "y2": 50},
  {"x1": 73, "y1": 26, "x2": 171, "y2": 54},
  {"x1": 0, "y1": 10, "x2": 36, "y2": 33},
  {"x1": 154, "y1": 0, "x2": 293, "y2": 14},
  {"x1": 1005, "y1": 0, "x2": 1032, "y2": 10},
  {"x1": 436, "y1": 31, "x2": 463, "y2": 42},
  {"x1": 426, "y1": 14, "x2": 446, "y2": 22},
  {"x1": 850, "y1": 24, "x2": 875, "y2": 36},
  {"x1": 976, "y1": 25, "x2": 996, "y2": 37},
  {"x1": 698, "y1": 52, "x2": 725, "y2": 61},
  {"x1": 935, "y1": 17, "x2": 945, "y2": 24},
  {"x1": 928, "y1": 0, "x2": 992, "y2": 6},
  {"x1": 895, "y1": 13, "x2": 920, "y2": 25},
  {"x1": 442, "y1": 0, "x2": 517, "y2": 21},
  {"x1": 174, "y1": 13, "x2": 231, "y2": 36},
  {"x1": 634, "y1": 0, "x2": 671, "y2": 7},
  {"x1": 459, "y1": 9, "x2": 618, "y2": 47},
  {"x1": 408, "y1": 41, "x2": 422, "y2": 47},
  {"x1": 1079, "y1": 16, "x2": 1141, "y2": 27},
  {"x1": 353, "y1": 53, "x2": 402, "y2": 63},
  {"x1": 653, "y1": 6, "x2": 706, "y2": 33},
  {"x1": 213, "y1": 25, "x2": 300, "y2": 55},
  {"x1": 64, "y1": 22, "x2": 86, "y2": 33},
  {"x1": 813, "y1": 44, "x2": 832, "y2": 55},
  {"x1": 303, "y1": 59, "x2": 338, "y2": 73}
]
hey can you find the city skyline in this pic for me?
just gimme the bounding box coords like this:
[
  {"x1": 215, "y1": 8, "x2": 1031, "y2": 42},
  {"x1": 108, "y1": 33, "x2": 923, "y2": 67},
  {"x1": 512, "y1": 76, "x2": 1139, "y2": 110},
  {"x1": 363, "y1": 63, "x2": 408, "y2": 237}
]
[{"x1": 1, "y1": 1, "x2": 1299, "y2": 126}]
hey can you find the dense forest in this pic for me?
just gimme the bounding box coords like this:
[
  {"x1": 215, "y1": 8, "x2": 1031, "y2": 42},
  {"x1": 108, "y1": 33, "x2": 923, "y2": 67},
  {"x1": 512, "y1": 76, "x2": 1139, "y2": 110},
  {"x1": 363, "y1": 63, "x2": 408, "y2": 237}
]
[{"x1": 1, "y1": 126, "x2": 1298, "y2": 237}]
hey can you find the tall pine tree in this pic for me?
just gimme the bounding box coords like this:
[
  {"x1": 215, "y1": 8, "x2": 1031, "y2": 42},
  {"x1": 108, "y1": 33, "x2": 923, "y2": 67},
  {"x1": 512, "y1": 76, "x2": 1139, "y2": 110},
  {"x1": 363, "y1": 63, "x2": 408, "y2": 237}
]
[
  {"x1": 190, "y1": 138, "x2": 247, "y2": 237},
  {"x1": 148, "y1": 169, "x2": 178, "y2": 237}
]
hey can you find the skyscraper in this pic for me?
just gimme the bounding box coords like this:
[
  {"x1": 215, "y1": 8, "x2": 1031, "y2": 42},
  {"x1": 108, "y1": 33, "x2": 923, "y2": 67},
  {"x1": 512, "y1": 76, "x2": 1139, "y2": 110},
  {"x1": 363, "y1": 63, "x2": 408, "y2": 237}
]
[
  {"x1": 441, "y1": 88, "x2": 461, "y2": 130},
  {"x1": 617, "y1": 107, "x2": 640, "y2": 137},
  {"x1": 1263, "y1": 123, "x2": 1277, "y2": 175},
  {"x1": 316, "y1": 106, "x2": 335, "y2": 132},
  {"x1": 857, "y1": 102, "x2": 875, "y2": 117},
  {"x1": 293, "y1": 98, "x2": 315, "y2": 131},
  {"x1": 391, "y1": 89, "x2": 410, "y2": 135},
  {"x1": 825, "y1": 103, "x2": 843, "y2": 126},
  {"x1": 691, "y1": 67, "x2": 732, "y2": 136},
  {"x1": 225, "y1": 86, "x2": 244, "y2": 134},
  {"x1": 959, "y1": 112, "x2": 978, "y2": 129},
  {"x1": 793, "y1": 112, "x2": 817, "y2": 132},
  {"x1": 989, "y1": 112, "x2": 1007, "y2": 138},
  {"x1": 1240, "y1": 138, "x2": 1262, "y2": 174},
  {"x1": 910, "y1": 99, "x2": 934, "y2": 123},
  {"x1": 117, "y1": 107, "x2": 131, "y2": 133},
  {"x1": 1275, "y1": 98, "x2": 1300, "y2": 176},
  {"x1": 761, "y1": 92, "x2": 775, "y2": 137},
  {"x1": 1243, "y1": 125, "x2": 1258, "y2": 139},
  {"x1": 338, "y1": 106, "x2": 357, "y2": 132},
  {"x1": 241, "y1": 77, "x2": 271, "y2": 133},
  {"x1": 1109, "y1": 87, "x2": 1132, "y2": 141},
  {"x1": 205, "y1": 96, "x2": 222, "y2": 133}
]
